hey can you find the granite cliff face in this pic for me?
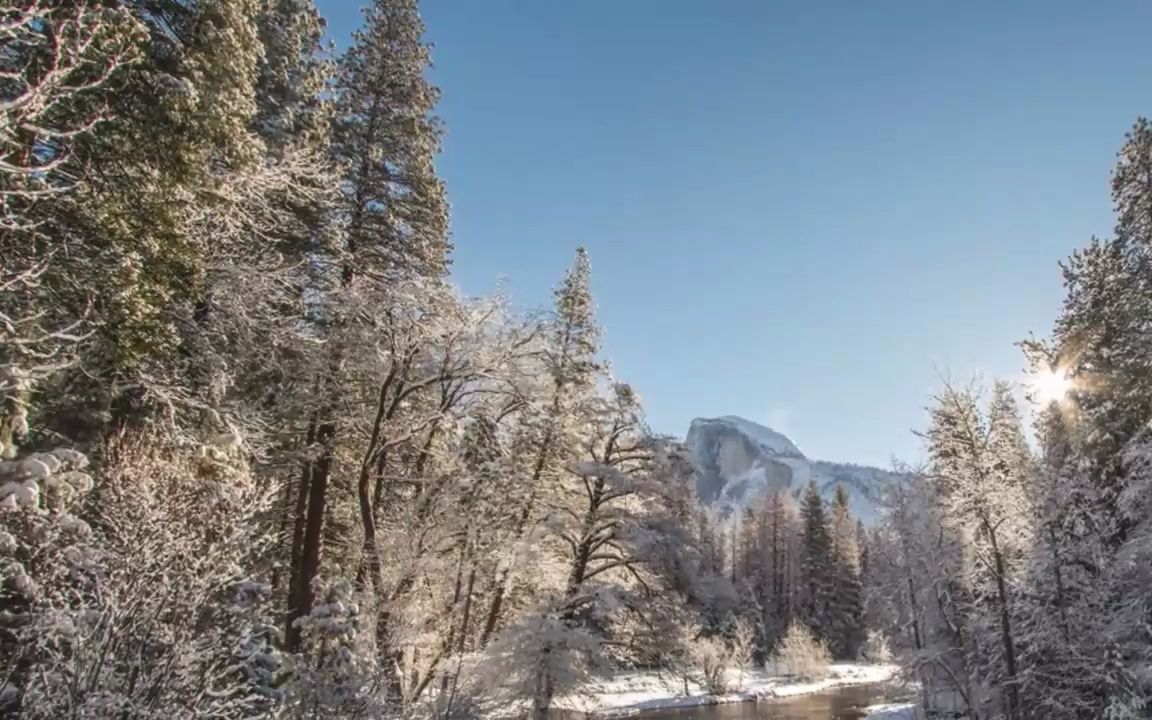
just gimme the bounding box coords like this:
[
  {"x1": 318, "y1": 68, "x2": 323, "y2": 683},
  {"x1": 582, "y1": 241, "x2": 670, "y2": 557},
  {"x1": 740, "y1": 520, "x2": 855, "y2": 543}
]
[{"x1": 685, "y1": 415, "x2": 902, "y2": 523}]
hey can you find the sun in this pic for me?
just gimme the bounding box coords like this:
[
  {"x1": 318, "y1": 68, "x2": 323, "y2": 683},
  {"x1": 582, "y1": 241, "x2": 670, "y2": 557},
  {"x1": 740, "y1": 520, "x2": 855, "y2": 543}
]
[{"x1": 1032, "y1": 367, "x2": 1074, "y2": 404}]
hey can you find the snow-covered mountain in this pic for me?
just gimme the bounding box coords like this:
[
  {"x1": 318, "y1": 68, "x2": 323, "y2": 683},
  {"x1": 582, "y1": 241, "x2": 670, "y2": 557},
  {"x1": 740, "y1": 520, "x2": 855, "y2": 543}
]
[{"x1": 685, "y1": 415, "x2": 903, "y2": 523}]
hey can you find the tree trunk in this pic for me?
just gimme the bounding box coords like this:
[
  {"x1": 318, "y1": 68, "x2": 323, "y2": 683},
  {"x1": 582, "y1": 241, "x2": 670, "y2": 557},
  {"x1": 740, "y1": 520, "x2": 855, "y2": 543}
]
[
  {"x1": 459, "y1": 565, "x2": 477, "y2": 651},
  {"x1": 439, "y1": 546, "x2": 469, "y2": 694},
  {"x1": 284, "y1": 411, "x2": 318, "y2": 648},
  {"x1": 1048, "y1": 525, "x2": 1070, "y2": 643},
  {"x1": 531, "y1": 645, "x2": 554, "y2": 720},
  {"x1": 988, "y1": 526, "x2": 1020, "y2": 720},
  {"x1": 907, "y1": 574, "x2": 922, "y2": 651},
  {"x1": 355, "y1": 374, "x2": 393, "y2": 596},
  {"x1": 286, "y1": 418, "x2": 334, "y2": 652},
  {"x1": 531, "y1": 470, "x2": 608, "y2": 719},
  {"x1": 479, "y1": 426, "x2": 556, "y2": 646}
]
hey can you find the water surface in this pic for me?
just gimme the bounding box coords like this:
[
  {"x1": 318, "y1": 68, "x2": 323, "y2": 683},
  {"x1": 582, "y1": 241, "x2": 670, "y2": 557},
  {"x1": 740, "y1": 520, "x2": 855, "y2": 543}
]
[{"x1": 629, "y1": 683, "x2": 904, "y2": 720}]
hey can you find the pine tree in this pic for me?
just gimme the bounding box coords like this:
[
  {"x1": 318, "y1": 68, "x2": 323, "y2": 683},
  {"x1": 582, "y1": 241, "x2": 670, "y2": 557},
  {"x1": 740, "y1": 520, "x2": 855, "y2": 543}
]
[
  {"x1": 250, "y1": 0, "x2": 334, "y2": 259},
  {"x1": 1014, "y1": 119, "x2": 1152, "y2": 718},
  {"x1": 1013, "y1": 403, "x2": 1114, "y2": 719},
  {"x1": 829, "y1": 485, "x2": 864, "y2": 659},
  {"x1": 799, "y1": 480, "x2": 834, "y2": 644},
  {"x1": 759, "y1": 490, "x2": 798, "y2": 644},
  {"x1": 330, "y1": 0, "x2": 450, "y2": 281},
  {"x1": 254, "y1": 0, "x2": 329, "y2": 152},
  {"x1": 19, "y1": 0, "x2": 280, "y2": 441},
  {"x1": 285, "y1": 0, "x2": 451, "y2": 651},
  {"x1": 0, "y1": 1, "x2": 145, "y2": 448},
  {"x1": 480, "y1": 248, "x2": 601, "y2": 645},
  {"x1": 1046, "y1": 120, "x2": 1152, "y2": 543},
  {"x1": 735, "y1": 506, "x2": 758, "y2": 584},
  {"x1": 927, "y1": 382, "x2": 1031, "y2": 720}
]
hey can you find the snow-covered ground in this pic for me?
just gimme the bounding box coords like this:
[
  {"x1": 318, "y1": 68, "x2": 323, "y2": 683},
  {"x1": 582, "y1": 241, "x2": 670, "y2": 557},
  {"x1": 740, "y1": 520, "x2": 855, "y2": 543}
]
[
  {"x1": 861, "y1": 702, "x2": 918, "y2": 719},
  {"x1": 553, "y1": 663, "x2": 898, "y2": 717}
]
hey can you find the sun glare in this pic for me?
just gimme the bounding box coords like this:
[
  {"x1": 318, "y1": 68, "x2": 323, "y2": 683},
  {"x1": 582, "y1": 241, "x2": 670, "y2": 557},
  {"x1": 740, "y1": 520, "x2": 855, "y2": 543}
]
[{"x1": 1033, "y1": 367, "x2": 1073, "y2": 404}]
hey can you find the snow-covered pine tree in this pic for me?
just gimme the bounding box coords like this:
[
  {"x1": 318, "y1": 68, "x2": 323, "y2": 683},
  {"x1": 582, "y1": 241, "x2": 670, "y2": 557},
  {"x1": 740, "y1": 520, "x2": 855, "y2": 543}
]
[
  {"x1": 73, "y1": 0, "x2": 272, "y2": 403},
  {"x1": 829, "y1": 484, "x2": 865, "y2": 659},
  {"x1": 799, "y1": 479, "x2": 834, "y2": 645},
  {"x1": 1015, "y1": 118, "x2": 1152, "y2": 718},
  {"x1": 856, "y1": 519, "x2": 870, "y2": 598},
  {"x1": 479, "y1": 248, "x2": 602, "y2": 646},
  {"x1": 1079, "y1": 124, "x2": 1152, "y2": 714},
  {"x1": 254, "y1": 0, "x2": 330, "y2": 153},
  {"x1": 1045, "y1": 123, "x2": 1152, "y2": 544},
  {"x1": 756, "y1": 490, "x2": 799, "y2": 647},
  {"x1": 1012, "y1": 401, "x2": 1115, "y2": 719},
  {"x1": 926, "y1": 382, "x2": 1032, "y2": 720},
  {"x1": 286, "y1": 0, "x2": 451, "y2": 652},
  {"x1": 0, "y1": 2, "x2": 144, "y2": 415},
  {"x1": 330, "y1": 0, "x2": 449, "y2": 282},
  {"x1": 736, "y1": 506, "x2": 759, "y2": 585}
]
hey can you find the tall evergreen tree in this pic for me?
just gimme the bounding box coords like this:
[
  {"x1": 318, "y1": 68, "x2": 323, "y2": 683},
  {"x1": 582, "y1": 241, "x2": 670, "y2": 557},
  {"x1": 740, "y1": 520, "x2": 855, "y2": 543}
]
[
  {"x1": 1045, "y1": 120, "x2": 1152, "y2": 544},
  {"x1": 829, "y1": 485, "x2": 864, "y2": 659},
  {"x1": 927, "y1": 382, "x2": 1031, "y2": 720},
  {"x1": 480, "y1": 247, "x2": 602, "y2": 644},
  {"x1": 284, "y1": 0, "x2": 450, "y2": 650},
  {"x1": 330, "y1": 0, "x2": 450, "y2": 281},
  {"x1": 758, "y1": 490, "x2": 798, "y2": 644},
  {"x1": 254, "y1": 0, "x2": 330, "y2": 152},
  {"x1": 799, "y1": 480, "x2": 834, "y2": 644},
  {"x1": 1016, "y1": 118, "x2": 1152, "y2": 718}
]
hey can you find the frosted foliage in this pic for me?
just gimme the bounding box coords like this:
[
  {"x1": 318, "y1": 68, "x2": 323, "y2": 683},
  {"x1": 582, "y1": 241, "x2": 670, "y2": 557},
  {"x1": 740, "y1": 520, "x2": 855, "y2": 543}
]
[
  {"x1": 474, "y1": 610, "x2": 606, "y2": 712},
  {"x1": 771, "y1": 622, "x2": 831, "y2": 680},
  {"x1": 0, "y1": 446, "x2": 92, "y2": 589},
  {"x1": 862, "y1": 630, "x2": 892, "y2": 663},
  {"x1": 0, "y1": 2, "x2": 144, "y2": 218},
  {"x1": 1, "y1": 438, "x2": 282, "y2": 719},
  {"x1": 0, "y1": 443, "x2": 98, "y2": 716},
  {"x1": 691, "y1": 634, "x2": 737, "y2": 694},
  {"x1": 284, "y1": 578, "x2": 387, "y2": 717}
]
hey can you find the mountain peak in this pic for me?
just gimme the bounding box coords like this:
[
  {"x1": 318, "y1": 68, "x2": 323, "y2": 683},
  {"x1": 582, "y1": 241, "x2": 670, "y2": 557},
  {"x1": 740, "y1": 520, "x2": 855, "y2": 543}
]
[
  {"x1": 685, "y1": 415, "x2": 903, "y2": 523},
  {"x1": 688, "y1": 415, "x2": 805, "y2": 459}
]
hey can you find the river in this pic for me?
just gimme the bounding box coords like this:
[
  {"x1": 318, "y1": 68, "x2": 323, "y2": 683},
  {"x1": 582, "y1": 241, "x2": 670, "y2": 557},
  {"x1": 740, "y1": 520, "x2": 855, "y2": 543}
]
[{"x1": 623, "y1": 683, "x2": 907, "y2": 720}]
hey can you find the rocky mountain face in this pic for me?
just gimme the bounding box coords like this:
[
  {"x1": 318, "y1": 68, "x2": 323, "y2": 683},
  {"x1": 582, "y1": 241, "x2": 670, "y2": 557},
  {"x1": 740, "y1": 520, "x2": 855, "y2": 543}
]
[{"x1": 685, "y1": 415, "x2": 903, "y2": 523}]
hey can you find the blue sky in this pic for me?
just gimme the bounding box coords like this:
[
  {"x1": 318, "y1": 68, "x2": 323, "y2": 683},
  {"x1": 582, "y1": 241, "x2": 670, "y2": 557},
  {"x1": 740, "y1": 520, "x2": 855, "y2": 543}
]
[{"x1": 315, "y1": 0, "x2": 1151, "y2": 466}]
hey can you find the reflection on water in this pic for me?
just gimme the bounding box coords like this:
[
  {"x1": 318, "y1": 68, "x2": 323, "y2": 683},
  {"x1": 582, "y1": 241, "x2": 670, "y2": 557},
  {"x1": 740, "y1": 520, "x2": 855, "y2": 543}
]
[{"x1": 629, "y1": 683, "x2": 897, "y2": 720}]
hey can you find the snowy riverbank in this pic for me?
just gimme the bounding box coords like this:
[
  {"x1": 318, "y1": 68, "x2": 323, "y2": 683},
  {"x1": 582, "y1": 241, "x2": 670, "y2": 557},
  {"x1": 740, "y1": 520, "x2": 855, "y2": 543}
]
[
  {"x1": 861, "y1": 702, "x2": 918, "y2": 719},
  {"x1": 553, "y1": 663, "x2": 899, "y2": 717}
]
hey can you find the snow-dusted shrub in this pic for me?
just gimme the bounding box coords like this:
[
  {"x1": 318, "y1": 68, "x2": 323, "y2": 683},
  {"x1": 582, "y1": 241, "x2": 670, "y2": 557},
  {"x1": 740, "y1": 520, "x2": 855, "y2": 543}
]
[
  {"x1": 472, "y1": 607, "x2": 607, "y2": 713},
  {"x1": 283, "y1": 577, "x2": 387, "y2": 718},
  {"x1": 0, "y1": 445, "x2": 98, "y2": 715},
  {"x1": 771, "y1": 622, "x2": 831, "y2": 680},
  {"x1": 676, "y1": 618, "x2": 759, "y2": 695},
  {"x1": 690, "y1": 634, "x2": 735, "y2": 695},
  {"x1": 863, "y1": 629, "x2": 892, "y2": 663},
  {"x1": 3, "y1": 435, "x2": 282, "y2": 718},
  {"x1": 730, "y1": 617, "x2": 757, "y2": 688}
]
